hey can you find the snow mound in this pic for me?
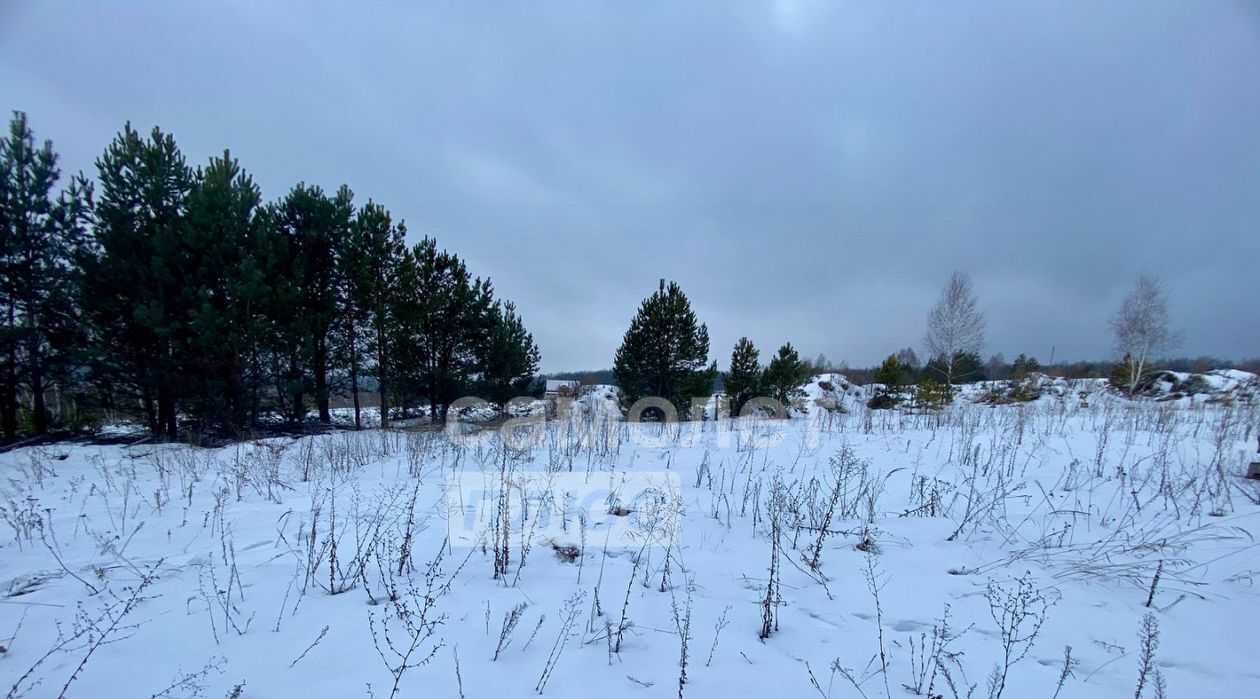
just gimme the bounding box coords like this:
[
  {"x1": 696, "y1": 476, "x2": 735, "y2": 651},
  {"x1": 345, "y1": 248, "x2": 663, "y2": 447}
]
[
  {"x1": 508, "y1": 399, "x2": 546, "y2": 417},
  {"x1": 450, "y1": 403, "x2": 499, "y2": 422},
  {"x1": 1136, "y1": 369, "x2": 1258, "y2": 400},
  {"x1": 969, "y1": 373, "x2": 1075, "y2": 404},
  {"x1": 797, "y1": 373, "x2": 862, "y2": 414},
  {"x1": 570, "y1": 384, "x2": 623, "y2": 421}
]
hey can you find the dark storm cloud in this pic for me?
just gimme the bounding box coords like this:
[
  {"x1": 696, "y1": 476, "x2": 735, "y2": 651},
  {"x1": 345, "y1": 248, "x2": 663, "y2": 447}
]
[{"x1": 3, "y1": 0, "x2": 1257, "y2": 370}]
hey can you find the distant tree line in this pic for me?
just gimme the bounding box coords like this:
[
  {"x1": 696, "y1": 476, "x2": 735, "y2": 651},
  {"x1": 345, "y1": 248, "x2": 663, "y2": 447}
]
[
  {"x1": 540, "y1": 368, "x2": 616, "y2": 387},
  {"x1": 606, "y1": 272, "x2": 1233, "y2": 419},
  {"x1": 0, "y1": 111, "x2": 539, "y2": 442}
]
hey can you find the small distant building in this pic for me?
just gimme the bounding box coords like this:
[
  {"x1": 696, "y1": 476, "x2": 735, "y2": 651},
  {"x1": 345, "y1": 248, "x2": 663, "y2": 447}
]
[{"x1": 545, "y1": 380, "x2": 580, "y2": 398}]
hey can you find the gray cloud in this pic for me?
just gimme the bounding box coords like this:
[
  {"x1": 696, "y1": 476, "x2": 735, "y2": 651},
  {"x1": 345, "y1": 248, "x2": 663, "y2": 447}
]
[{"x1": 3, "y1": 0, "x2": 1258, "y2": 370}]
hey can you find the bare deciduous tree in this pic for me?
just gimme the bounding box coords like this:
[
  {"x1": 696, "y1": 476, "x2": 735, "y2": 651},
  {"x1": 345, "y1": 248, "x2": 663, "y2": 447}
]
[
  {"x1": 1110, "y1": 275, "x2": 1180, "y2": 395},
  {"x1": 924, "y1": 272, "x2": 986, "y2": 387}
]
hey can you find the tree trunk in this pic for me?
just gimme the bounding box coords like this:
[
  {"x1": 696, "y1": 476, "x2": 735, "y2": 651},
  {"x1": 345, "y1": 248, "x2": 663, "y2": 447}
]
[
  {"x1": 141, "y1": 382, "x2": 157, "y2": 436},
  {"x1": 30, "y1": 364, "x2": 46, "y2": 435},
  {"x1": 158, "y1": 383, "x2": 177, "y2": 440},
  {"x1": 2, "y1": 363, "x2": 17, "y2": 444},
  {"x1": 314, "y1": 335, "x2": 331, "y2": 424},
  {"x1": 347, "y1": 321, "x2": 361, "y2": 429},
  {"x1": 350, "y1": 358, "x2": 361, "y2": 429},
  {"x1": 3, "y1": 303, "x2": 17, "y2": 443},
  {"x1": 248, "y1": 342, "x2": 263, "y2": 429},
  {"x1": 377, "y1": 327, "x2": 389, "y2": 429},
  {"x1": 159, "y1": 336, "x2": 178, "y2": 439}
]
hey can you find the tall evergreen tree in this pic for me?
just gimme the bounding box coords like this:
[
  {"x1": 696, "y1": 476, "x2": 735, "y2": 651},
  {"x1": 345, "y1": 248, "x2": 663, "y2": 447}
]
[
  {"x1": 82, "y1": 124, "x2": 193, "y2": 438},
  {"x1": 0, "y1": 111, "x2": 92, "y2": 439},
  {"x1": 391, "y1": 239, "x2": 494, "y2": 419},
  {"x1": 335, "y1": 201, "x2": 384, "y2": 428},
  {"x1": 764, "y1": 342, "x2": 810, "y2": 405},
  {"x1": 477, "y1": 300, "x2": 540, "y2": 408},
  {"x1": 176, "y1": 150, "x2": 263, "y2": 433},
  {"x1": 236, "y1": 190, "x2": 288, "y2": 427},
  {"x1": 271, "y1": 183, "x2": 353, "y2": 424},
  {"x1": 724, "y1": 337, "x2": 762, "y2": 417},
  {"x1": 613, "y1": 280, "x2": 714, "y2": 419},
  {"x1": 348, "y1": 202, "x2": 405, "y2": 427}
]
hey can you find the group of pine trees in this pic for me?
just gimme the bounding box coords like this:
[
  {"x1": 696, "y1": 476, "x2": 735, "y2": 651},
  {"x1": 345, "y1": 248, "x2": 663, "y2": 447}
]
[
  {"x1": 611, "y1": 280, "x2": 816, "y2": 420},
  {"x1": 725, "y1": 338, "x2": 813, "y2": 414},
  {"x1": 0, "y1": 111, "x2": 539, "y2": 442}
]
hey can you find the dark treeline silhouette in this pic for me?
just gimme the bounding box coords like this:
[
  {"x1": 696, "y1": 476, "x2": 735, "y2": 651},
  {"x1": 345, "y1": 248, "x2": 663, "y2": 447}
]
[
  {"x1": 540, "y1": 369, "x2": 617, "y2": 387},
  {"x1": 0, "y1": 112, "x2": 539, "y2": 442},
  {"x1": 556, "y1": 354, "x2": 1257, "y2": 394},
  {"x1": 771, "y1": 355, "x2": 1257, "y2": 387}
]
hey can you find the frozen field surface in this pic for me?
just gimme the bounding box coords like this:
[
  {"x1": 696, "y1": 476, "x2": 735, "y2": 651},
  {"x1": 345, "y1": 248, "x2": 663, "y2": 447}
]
[{"x1": 2, "y1": 383, "x2": 1258, "y2": 698}]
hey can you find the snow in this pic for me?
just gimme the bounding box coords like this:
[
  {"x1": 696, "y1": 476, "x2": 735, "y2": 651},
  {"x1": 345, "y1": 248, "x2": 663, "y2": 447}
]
[
  {"x1": 1133, "y1": 369, "x2": 1259, "y2": 401},
  {"x1": 799, "y1": 373, "x2": 864, "y2": 414},
  {"x1": 2, "y1": 384, "x2": 1259, "y2": 698},
  {"x1": 569, "y1": 384, "x2": 623, "y2": 421}
]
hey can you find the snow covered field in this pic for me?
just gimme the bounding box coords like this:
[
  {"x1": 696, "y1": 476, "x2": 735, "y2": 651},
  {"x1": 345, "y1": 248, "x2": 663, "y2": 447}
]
[{"x1": 2, "y1": 379, "x2": 1258, "y2": 698}]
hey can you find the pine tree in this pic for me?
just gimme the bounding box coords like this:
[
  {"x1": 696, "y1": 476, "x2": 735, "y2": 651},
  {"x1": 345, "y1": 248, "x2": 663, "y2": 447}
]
[
  {"x1": 764, "y1": 342, "x2": 810, "y2": 406},
  {"x1": 724, "y1": 337, "x2": 762, "y2": 417},
  {"x1": 252, "y1": 201, "x2": 303, "y2": 423},
  {"x1": 867, "y1": 354, "x2": 904, "y2": 409},
  {"x1": 387, "y1": 245, "x2": 423, "y2": 414},
  {"x1": 271, "y1": 183, "x2": 353, "y2": 424},
  {"x1": 874, "y1": 354, "x2": 904, "y2": 387},
  {"x1": 347, "y1": 201, "x2": 405, "y2": 428},
  {"x1": 177, "y1": 150, "x2": 262, "y2": 433},
  {"x1": 0, "y1": 111, "x2": 92, "y2": 439},
  {"x1": 82, "y1": 123, "x2": 193, "y2": 438},
  {"x1": 235, "y1": 190, "x2": 287, "y2": 428},
  {"x1": 613, "y1": 280, "x2": 715, "y2": 419},
  {"x1": 388, "y1": 239, "x2": 495, "y2": 419},
  {"x1": 335, "y1": 201, "x2": 384, "y2": 428},
  {"x1": 477, "y1": 301, "x2": 541, "y2": 408},
  {"x1": 1011, "y1": 353, "x2": 1040, "y2": 380}
]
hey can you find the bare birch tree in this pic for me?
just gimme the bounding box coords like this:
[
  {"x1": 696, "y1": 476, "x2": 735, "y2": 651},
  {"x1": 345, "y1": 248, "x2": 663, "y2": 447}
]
[
  {"x1": 924, "y1": 272, "x2": 986, "y2": 388},
  {"x1": 1110, "y1": 275, "x2": 1179, "y2": 394}
]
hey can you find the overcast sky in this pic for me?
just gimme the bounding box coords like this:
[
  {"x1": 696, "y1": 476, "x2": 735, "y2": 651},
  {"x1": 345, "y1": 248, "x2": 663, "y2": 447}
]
[{"x1": 3, "y1": 1, "x2": 1258, "y2": 371}]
